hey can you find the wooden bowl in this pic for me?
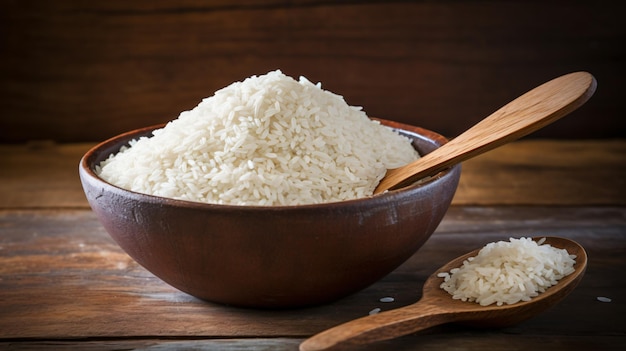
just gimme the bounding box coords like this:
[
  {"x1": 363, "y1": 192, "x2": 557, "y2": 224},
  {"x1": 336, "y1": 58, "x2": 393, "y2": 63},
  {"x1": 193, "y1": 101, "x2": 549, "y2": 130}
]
[{"x1": 79, "y1": 119, "x2": 461, "y2": 308}]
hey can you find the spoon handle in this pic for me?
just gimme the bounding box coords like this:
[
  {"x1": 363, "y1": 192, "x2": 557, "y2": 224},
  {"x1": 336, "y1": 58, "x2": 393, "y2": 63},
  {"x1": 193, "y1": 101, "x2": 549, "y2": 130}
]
[
  {"x1": 375, "y1": 71, "x2": 597, "y2": 193},
  {"x1": 299, "y1": 300, "x2": 455, "y2": 351}
]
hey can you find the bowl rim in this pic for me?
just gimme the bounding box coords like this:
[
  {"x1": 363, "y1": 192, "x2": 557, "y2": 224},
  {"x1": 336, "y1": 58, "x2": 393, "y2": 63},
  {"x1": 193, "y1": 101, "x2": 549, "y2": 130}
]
[{"x1": 79, "y1": 118, "x2": 457, "y2": 211}]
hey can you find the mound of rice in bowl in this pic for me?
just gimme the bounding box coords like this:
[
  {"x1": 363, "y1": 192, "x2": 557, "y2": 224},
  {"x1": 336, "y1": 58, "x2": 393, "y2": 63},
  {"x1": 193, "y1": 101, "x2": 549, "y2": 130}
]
[{"x1": 96, "y1": 70, "x2": 419, "y2": 206}]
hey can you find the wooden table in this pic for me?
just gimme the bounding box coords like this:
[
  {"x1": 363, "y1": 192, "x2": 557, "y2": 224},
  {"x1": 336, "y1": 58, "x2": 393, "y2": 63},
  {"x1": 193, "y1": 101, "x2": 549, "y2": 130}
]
[{"x1": 1, "y1": 139, "x2": 625, "y2": 350}]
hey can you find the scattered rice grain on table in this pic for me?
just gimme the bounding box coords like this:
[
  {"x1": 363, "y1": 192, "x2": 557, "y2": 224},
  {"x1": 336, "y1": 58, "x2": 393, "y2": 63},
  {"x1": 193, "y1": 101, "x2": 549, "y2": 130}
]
[
  {"x1": 369, "y1": 308, "x2": 382, "y2": 315},
  {"x1": 97, "y1": 70, "x2": 419, "y2": 206}
]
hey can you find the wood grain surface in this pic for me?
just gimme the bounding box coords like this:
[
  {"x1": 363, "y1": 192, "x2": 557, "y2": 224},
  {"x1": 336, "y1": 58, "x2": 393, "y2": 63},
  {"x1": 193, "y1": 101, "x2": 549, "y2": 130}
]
[
  {"x1": 2, "y1": 139, "x2": 624, "y2": 209},
  {"x1": 1, "y1": 1, "x2": 624, "y2": 142},
  {"x1": 1, "y1": 207, "x2": 624, "y2": 347},
  {"x1": 1, "y1": 138, "x2": 625, "y2": 349}
]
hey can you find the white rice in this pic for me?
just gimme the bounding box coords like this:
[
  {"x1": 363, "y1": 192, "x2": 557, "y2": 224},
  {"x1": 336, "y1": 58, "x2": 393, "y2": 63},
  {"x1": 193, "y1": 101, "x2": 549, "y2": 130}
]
[
  {"x1": 438, "y1": 237, "x2": 576, "y2": 306},
  {"x1": 96, "y1": 70, "x2": 419, "y2": 206}
]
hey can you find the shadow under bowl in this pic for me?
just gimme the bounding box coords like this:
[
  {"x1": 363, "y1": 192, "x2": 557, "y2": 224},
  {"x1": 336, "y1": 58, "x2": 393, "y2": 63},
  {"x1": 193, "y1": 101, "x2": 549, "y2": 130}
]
[{"x1": 79, "y1": 119, "x2": 461, "y2": 308}]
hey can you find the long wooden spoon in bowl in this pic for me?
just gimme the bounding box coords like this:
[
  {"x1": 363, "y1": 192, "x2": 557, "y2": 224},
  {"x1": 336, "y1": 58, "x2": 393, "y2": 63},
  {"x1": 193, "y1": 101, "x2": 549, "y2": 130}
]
[
  {"x1": 300, "y1": 236, "x2": 587, "y2": 351},
  {"x1": 374, "y1": 71, "x2": 597, "y2": 194}
]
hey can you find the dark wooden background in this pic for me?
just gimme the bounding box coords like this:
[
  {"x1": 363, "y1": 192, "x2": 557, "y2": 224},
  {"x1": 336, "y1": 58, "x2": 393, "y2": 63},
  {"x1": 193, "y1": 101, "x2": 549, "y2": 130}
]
[{"x1": 1, "y1": 0, "x2": 624, "y2": 143}]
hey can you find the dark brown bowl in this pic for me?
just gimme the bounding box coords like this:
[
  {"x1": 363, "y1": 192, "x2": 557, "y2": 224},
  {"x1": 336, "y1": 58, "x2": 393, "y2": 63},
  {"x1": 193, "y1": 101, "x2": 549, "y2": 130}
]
[{"x1": 79, "y1": 119, "x2": 460, "y2": 308}]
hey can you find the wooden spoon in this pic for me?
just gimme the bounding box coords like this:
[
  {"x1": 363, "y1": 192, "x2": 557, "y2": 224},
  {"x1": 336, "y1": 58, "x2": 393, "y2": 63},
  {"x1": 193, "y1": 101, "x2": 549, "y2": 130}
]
[
  {"x1": 300, "y1": 236, "x2": 587, "y2": 351},
  {"x1": 374, "y1": 71, "x2": 597, "y2": 194}
]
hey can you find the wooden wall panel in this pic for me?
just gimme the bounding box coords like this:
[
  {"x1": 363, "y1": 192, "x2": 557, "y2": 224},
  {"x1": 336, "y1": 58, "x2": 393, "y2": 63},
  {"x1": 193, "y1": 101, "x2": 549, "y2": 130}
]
[{"x1": 1, "y1": 1, "x2": 624, "y2": 142}]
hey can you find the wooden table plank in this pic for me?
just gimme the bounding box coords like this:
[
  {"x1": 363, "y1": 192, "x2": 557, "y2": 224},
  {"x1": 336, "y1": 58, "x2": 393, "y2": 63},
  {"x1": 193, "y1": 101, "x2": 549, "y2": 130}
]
[
  {"x1": 0, "y1": 142, "x2": 92, "y2": 209},
  {"x1": 454, "y1": 139, "x2": 626, "y2": 206},
  {"x1": 1, "y1": 140, "x2": 625, "y2": 209},
  {"x1": 1, "y1": 335, "x2": 623, "y2": 351},
  {"x1": 1, "y1": 207, "x2": 624, "y2": 342},
  {"x1": 1, "y1": 139, "x2": 625, "y2": 349}
]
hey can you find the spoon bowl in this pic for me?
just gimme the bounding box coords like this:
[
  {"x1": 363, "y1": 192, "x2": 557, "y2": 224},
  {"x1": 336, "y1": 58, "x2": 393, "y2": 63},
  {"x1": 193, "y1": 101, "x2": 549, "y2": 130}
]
[{"x1": 300, "y1": 236, "x2": 587, "y2": 351}]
